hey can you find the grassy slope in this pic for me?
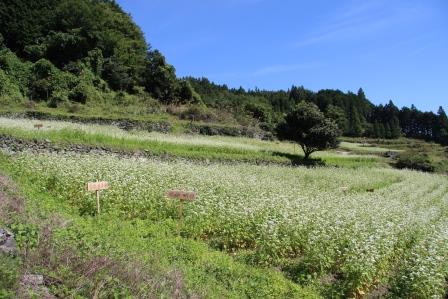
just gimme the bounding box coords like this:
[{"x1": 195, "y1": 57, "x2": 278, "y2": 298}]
[
  {"x1": 0, "y1": 153, "x2": 320, "y2": 298},
  {"x1": 0, "y1": 100, "x2": 243, "y2": 135},
  {"x1": 0, "y1": 119, "x2": 386, "y2": 169},
  {"x1": 341, "y1": 137, "x2": 448, "y2": 173}
]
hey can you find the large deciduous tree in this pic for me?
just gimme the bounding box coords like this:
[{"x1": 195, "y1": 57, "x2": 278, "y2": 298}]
[{"x1": 276, "y1": 101, "x2": 341, "y2": 159}]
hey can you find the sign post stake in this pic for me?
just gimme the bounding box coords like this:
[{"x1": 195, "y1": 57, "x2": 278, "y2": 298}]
[
  {"x1": 87, "y1": 181, "x2": 109, "y2": 216},
  {"x1": 34, "y1": 123, "x2": 43, "y2": 130},
  {"x1": 178, "y1": 200, "x2": 184, "y2": 235},
  {"x1": 166, "y1": 190, "x2": 197, "y2": 236},
  {"x1": 96, "y1": 189, "x2": 101, "y2": 215}
]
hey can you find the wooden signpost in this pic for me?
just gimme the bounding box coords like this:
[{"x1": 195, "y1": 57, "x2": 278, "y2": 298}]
[
  {"x1": 87, "y1": 181, "x2": 109, "y2": 215},
  {"x1": 34, "y1": 123, "x2": 44, "y2": 130},
  {"x1": 166, "y1": 190, "x2": 197, "y2": 235}
]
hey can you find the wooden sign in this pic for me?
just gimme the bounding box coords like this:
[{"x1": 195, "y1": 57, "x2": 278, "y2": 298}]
[
  {"x1": 87, "y1": 181, "x2": 109, "y2": 192},
  {"x1": 87, "y1": 181, "x2": 109, "y2": 215},
  {"x1": 34, "y1": 123, "x2": 44, "y2": 130},
  {"x1": 166, "y1": 189, "x2": 197, "y2": 235},
  {"x1": 167, "y1": 190, "x2": 197, "y2": 201}
]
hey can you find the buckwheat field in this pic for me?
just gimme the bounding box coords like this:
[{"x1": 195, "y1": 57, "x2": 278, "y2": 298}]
[{"x1": 8, "y1": 150, "x2": 448, "y2": 298}]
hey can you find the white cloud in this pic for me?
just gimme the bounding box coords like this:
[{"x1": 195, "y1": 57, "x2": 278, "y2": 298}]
[{"x1": 295, "y1": 0, "x2": 431, "y2": 48}]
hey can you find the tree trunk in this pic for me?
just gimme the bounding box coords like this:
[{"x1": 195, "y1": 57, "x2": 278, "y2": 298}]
[
  {"x1": 301, "y1": 144, "x2": 311, "y2": 159},
  {"x1": 304, "y1": 151, "x2": 311, "y2": 159}
]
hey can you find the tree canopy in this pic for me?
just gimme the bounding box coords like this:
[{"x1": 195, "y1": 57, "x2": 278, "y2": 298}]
[{"x1": 276, "y1": 102, "x2": 341, "y2": 159}]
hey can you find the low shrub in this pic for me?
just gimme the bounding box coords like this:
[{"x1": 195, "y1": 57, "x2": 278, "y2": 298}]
[
  {"x1": 47, "y1": 92, "x2": 67, "y2": 108},
  {"x1": 0, "y1": 255, "x2": 20, "y2": 298},
  {"x1": 23, "y1": 101, "x2": 36, "y2": 109},
  {"x1": 69, "y1": 86, "x2": 88, "y2": 104},
  {"x1": 180, "y1": 105, "x2": 216, "y2": 122},
  {"x1": 395, "y1": 151, "x2": 435, "y2": 172}
]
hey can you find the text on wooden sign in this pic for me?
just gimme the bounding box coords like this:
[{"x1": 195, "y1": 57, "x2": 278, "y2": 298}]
[
  {"x1": 167, "y1": 190, "x2": 197, "y2": 201},
  {"x1": 87, "y1": 181, "x2": 109, "y2": 192}
]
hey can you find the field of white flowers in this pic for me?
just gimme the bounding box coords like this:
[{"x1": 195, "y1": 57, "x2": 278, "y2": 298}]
[
  {"x1": 7, "y1": 150, "x2": 448, "y2": 298},
  {"x1": 0, "y1": 117, "x2": 380, "y2": 160}
]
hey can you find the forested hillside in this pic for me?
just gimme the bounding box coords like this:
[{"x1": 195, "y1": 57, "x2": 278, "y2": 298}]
[
  {"x1": 0, "y1": 0, "x2": 199, "y2": 105},
  {"x1": 0, "y1": 0, "x2": 447, "y2": 145},
  {"x1": 187, "y1": 77, "x2": 448, "y2": 144}
]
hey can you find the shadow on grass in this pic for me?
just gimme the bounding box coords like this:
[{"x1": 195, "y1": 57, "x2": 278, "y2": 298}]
[{"x1": 272, "y1": 152, "x2": 326, "y2": 167}]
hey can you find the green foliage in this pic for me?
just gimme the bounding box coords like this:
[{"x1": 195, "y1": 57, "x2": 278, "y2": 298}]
[
  {"x1": 0, "y1": 69, "x2": 23, "y2": 101},
  {"x1": 0, "y1": 48, "x2": 31, "y2": 97},
  {"x1": 180, "y1": 104, "x2": 216, "y2": 122},
  {"x1": 0, "y1": 0, "x2": 148, "y2": 91},
  {"x1": 347, "y1": 103, "x2": 364, "y2": 136},
  {"x1": 325, "y1": 104, "x2": 348, "y2": 133},
  {"x1": 244, "y1": 102, "x2": 272, "y2": 123},
  {"x1": 0, "y1": 255, "x2": 20, "y2": 299},
  {"x1": 68, "y1": 84, "x2": 89, "y2": 104},
  {"x1": 277, "y1": 102, "x2": 341, "y2": 158},
  {"x1": 396, "y1": 151, "x2": 435, "y2": 172},
  {"x1": 177, "y1": 80, "x2": 202, "y2": 104},
  {"x1": 28, "y1": 59, "x2": 77, "y2": 101},
  {"x1": 10, "y1": 223, "x2": 39, "y2": 251},
  {"x1": 143, "y1": 50, "x2": 178, "y2": 103}
]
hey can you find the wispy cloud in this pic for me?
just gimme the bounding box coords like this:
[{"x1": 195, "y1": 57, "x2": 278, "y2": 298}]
[
  {"x1": 208, "y1": 62, "x2": 320, "y2": 81},
  {"x1": 252, "y1": 62, "x2": 320, "y2": 76},
  {"x1": 295, "y1": 0, "x2": 431, "y2": 48}
]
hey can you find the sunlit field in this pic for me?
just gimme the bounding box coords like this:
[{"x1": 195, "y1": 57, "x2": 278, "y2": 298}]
[
  {"x1": 4, "y1": 150, "x2": 448, "y2": 298},
  {"x1": 0, "y1": 117, "x2": 383, "y2": 167}
]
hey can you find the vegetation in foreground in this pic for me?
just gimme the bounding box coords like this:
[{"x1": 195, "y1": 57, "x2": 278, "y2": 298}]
[
  {"x1": 1, "y1": 148, "x2": 447, "y2": 298},
  {"x1": 0, "y1": 153, "x2": 319, "y2": 298}
]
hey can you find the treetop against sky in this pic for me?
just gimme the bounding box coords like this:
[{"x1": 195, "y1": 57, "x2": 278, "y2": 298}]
[{"x1": 117, "y1": 0, "x2": 448, "y2": 112}]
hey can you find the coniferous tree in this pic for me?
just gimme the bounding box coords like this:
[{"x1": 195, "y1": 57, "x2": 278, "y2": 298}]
[{"x1": 348, "y1": 103, "x2": 363, "y2": 136}]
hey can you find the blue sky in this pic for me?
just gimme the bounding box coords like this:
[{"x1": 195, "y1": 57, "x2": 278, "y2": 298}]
[{"x1": 116, "y1": 0, "x2": 447, "y2": 112}]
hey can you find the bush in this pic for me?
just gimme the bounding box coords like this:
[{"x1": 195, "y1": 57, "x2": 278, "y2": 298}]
[
  {"x1": 244, "y1": 102, "x2": 272, "y2": 123},
  {"x1": 396, "y1": 151, "x2": 435, "y2": 172},
  {"x1": 69, "y1": 85, "x2": 88, "y2": 104},
  {"x1": 113, "y1": 91, "x2": 139, "y2": 107},
  {"x1": 180, "y1": 105, "x2": 216, "y2": 122},
  {"x1": 67, "y1": 103, "x2": 81, "y2": 114},
  {"x1": 23, "y1": 100, "x2": 36, "y2": 109},
  {"x1": 47, "y1": 91, "x2": 67, "y2": 108},
  {"x1": 0, "y1": 69, "x2": 23, "y2": 100},
  {"x1": 0, "y1": 255, "x2": 20, "y2": 298}
]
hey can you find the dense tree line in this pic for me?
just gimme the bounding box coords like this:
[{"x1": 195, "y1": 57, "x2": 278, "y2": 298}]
[
  {"x1": 0, "y1": 0, "x2": 199, "y2": 104},
  {"x1": 0, "y1": 1, "x2": 446, "y2": 145}
]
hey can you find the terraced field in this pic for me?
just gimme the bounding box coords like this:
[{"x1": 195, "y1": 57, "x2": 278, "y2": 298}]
[
  {"x1": 0, "y1": 117, "x2": 447, "y2": 298},
  {"x1": 0, "y1": 117, "x2": 384, "y2": 168},
  {"x1": 2, "y1": 149, "x2": 447, "y2": 298}
]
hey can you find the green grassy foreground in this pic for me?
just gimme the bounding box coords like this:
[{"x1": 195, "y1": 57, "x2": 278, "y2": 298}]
[{"x1": 0, "y1": 153, "x2": 320, "y2": 298}]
